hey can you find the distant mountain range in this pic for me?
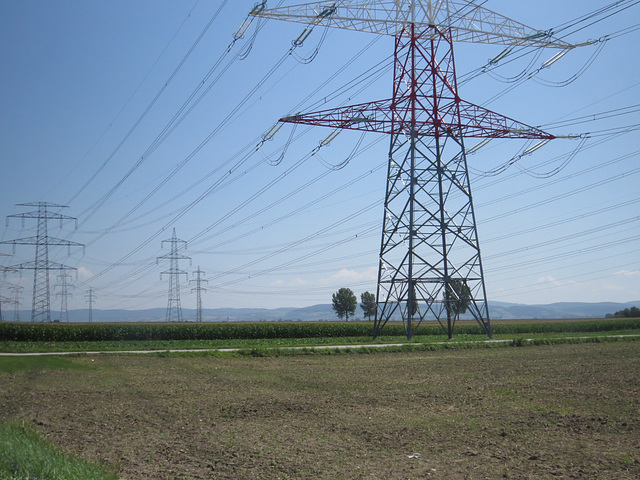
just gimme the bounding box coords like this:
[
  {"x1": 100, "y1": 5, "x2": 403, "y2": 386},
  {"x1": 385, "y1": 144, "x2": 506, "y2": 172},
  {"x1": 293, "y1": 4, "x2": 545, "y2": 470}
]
[{"x1": 6, "y1": 300, "x2": 639, "y2": 323}]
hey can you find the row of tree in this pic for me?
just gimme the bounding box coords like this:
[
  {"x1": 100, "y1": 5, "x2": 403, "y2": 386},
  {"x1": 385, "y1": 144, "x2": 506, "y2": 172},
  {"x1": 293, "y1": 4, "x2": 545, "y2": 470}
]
[
  {"x1": 331, "y1": 280, "x2": 473, "y2": 321},
  {"x1": 608, "y1": 306, "x2": 640, "y2": 318},
  {"x1": 331, "y1": 288, "x2": 376, "y2": 321}
]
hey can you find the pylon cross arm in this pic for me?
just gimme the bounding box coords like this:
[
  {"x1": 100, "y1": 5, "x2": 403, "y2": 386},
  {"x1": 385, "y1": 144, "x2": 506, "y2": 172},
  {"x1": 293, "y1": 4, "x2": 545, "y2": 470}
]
[
  {"x1": 251, "y1": 0, "x2": 572, "y2": 48},
  {"x1": 6, "y1": 261, "x2": 77, "y2": 271},
  {"x1": 280, "y1": 98, "x2": 395, "y2": 134},
  {"x1": 0, "y1": 236, "x2": 84, "y2": 247},
  {"x1": 280, "y1": 97, "x2": 554, "y2": 139}
]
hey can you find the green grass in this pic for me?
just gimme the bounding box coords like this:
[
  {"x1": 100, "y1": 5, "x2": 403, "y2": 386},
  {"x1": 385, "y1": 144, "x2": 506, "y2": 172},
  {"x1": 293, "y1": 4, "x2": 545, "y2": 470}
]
[
  {"x1": 0, "y1": 423, "x2": 117, "y2": 480},
  {"x1": 1, "y1": 328, "x2": 638, "y2": 354}
]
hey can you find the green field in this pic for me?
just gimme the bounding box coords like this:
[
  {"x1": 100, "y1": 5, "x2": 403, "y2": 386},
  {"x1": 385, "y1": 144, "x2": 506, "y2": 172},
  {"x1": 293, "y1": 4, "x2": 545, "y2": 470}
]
[{"x1": 1, "y1": 317, "x2": 639, "y2": 354}]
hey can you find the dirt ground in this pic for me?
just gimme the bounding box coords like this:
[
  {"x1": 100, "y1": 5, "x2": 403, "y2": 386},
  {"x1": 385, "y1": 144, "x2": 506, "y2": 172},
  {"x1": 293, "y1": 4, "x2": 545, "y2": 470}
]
[{"x1": 1, "y1": 341, "x2": 639, "y2": 479}]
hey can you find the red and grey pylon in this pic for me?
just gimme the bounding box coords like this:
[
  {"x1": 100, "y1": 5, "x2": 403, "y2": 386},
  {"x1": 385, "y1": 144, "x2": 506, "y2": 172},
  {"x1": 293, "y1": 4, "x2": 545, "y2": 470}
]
[{"x1": 252, "y1": 1, "x2": 572, "y2": 339}]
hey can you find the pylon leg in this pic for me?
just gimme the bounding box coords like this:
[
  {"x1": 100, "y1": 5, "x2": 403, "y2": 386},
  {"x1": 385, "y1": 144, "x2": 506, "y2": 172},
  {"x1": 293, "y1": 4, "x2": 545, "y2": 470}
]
[{"x1": 374, "y1": 128, "x2": 492, "y2": 339}]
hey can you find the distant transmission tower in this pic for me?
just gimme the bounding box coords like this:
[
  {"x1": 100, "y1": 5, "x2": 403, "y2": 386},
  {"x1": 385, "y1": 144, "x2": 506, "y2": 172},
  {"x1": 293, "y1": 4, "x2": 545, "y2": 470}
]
[
  {"x1": 0, "y1": 291, "x2": 9, "y2": 322},
  {"x1": 85, "y1": 288, "x2": 97, "y2": 322},
  {"x1": 0, "y1": 257, "x2": 18, "y2": 322},
  {"x1": 157, "y1": 228, "x2": 191, "y2": 322},
  {"x1": 55, "y1": 273, "x2": 75, "y2": 322},
  {"x1": 252, "y1": 1, "x2": 571, "y2": 339},
  {"x1": 190, "y1": 266, "x2": 208, "y2": 322},
  {"x1": 1, "y1": 203, "x2": 84, "y2": 322},
  {"x1": 8, "y1": 285, "x2": 24, "y2": 322}
]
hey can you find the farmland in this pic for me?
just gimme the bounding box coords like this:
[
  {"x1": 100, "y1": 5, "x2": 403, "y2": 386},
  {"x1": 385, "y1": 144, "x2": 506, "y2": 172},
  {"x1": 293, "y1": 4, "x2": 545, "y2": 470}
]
[
  {"x1": 0, "y1": 319, "x2": 639, "y2": 479},
  {"x1": 1, "y1": 317, "x2": 639, "y2": 353}
]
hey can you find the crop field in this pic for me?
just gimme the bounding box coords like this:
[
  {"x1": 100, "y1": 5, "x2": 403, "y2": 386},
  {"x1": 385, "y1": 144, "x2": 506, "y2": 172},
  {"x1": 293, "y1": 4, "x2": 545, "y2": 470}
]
[{"x1": 1, "y1": 335, "x2": 639, "y2": 479}]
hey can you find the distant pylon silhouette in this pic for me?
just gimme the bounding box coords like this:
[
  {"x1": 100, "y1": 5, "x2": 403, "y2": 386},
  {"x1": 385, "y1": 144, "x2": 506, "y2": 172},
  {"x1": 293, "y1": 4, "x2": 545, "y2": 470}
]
[
  {"x1": 157, "y1": 228, "x2": 191, "y2": 322},
  {"x1": 190, "y1": 266, "x2": 208, "y2": 322},
  {"x1": 1, "y1": 202, "x2": 84, "y2": 322},
  {"x1": 85, "y1": 288, "x2": 97, "y2": 322},
  {"x1": 55, "y1": 273, "x2": 74, "y2": 322},
  {"x1": 8, "y1": 285, "x2": 24, "y2": 322}
]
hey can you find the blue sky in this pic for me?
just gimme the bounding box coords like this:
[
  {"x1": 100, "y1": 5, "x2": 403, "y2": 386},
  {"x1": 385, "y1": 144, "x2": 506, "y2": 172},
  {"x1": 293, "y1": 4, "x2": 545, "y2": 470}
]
[{"x1": 1, "y1": 0, "x2": 639, "y2": 314}]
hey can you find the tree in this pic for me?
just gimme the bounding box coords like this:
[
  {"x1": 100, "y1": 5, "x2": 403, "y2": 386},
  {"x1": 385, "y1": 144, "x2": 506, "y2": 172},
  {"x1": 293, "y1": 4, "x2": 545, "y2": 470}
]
[
  {"x1": 447, "y1": 279, "x2": 472, "y2": 317},
  {"x1": 332, "y1": 287, "x2": 357, "y2": 321},
  {"x1": 613, "y1": 306, "x2": 640, "y2": 318},
  {"x1": 360, "y1": 291, "x2": 377, "y2": 321}
]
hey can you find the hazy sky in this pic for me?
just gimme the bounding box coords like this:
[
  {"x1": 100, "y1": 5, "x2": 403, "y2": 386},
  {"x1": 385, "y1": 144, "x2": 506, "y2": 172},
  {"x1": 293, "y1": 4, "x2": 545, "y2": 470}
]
[{"x1": 1, "y1": 0, "x2": 639, "y2": 314}]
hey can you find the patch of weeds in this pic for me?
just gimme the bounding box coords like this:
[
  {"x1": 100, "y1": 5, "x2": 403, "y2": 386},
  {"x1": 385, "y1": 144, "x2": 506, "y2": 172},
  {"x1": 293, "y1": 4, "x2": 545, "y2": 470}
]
[{"x1": 620, "y1": 455, "x2": 637, "y2": 467}]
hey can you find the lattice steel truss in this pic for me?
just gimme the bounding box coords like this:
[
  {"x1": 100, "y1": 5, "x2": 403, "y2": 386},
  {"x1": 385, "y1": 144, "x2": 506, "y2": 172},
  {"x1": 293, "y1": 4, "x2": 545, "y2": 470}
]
[
  {"x1": 190, "y1": 266, "x2": 208, "y2": 323},
  {"x1": 85, "y1": 287, "x2": 97, "y2": 322},
  {"x1": 157, "y1": 228, "x2": 191, "y2": 322},
  {"x1": 1, "y1": 202, "x2": 83, "y2": 322},
  {"x1": 55, "y1": 273, "x2": 74, "y2": 322},
  {"x1": 252, "y1": 1, "x2": 570, "y2": 338}
]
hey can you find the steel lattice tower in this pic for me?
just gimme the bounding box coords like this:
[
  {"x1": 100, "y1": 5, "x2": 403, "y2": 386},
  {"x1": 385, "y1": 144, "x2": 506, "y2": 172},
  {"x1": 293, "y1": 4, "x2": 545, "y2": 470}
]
[
  {"x1": 0, "y1": 293, "x2": 9, "y2": 322},
  {"x1": 157, "y1": 228, "x2": 191, "y2": 322},
  {"x1": 252, "y1": 1, "x2": 570, "y2": 339},
  {"x1": 8, "y1": 285, "x2": 24, "y2": 322},
  {"x1": 55, "y1": 273, "x2": 74, "y2": 322},
  {"x1": 85, "y1": 287, "x2": 96, "y2": 322},
  {"x1": 1, "y1": 203, "x2": 84, "y2": 322},
  {"x1": 190, "y1": 266, "x2": 208, "y2": 323}
]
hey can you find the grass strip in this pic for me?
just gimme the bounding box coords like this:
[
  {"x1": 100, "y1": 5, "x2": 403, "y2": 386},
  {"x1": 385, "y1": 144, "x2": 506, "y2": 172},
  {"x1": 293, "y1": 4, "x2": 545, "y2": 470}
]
[
  {"x1": 142, "y1": 331, "x2": 640, "y2": 358},
  {"x1": 0, "y1": 422, "x2": 117, "y2": 480},
  {"x1": 1, "y1": 330, "x2": 639, "y2": 355}
]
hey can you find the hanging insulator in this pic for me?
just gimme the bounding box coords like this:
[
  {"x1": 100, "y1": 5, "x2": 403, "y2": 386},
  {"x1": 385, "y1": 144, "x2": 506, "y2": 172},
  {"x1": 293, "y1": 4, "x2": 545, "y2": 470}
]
[
  {"x1": 542, "y1": 49, "x2": 568, "y2": 68},
  {"x1": 293, "y1": 27, "x2": 314, "y2": 47},
  {"x1": 229, "y1": 2, "x2": 266, "y2": 51},
  {"x1": 554, "y1": 134, "x2": 583, "y2": 139},
  {"x1": 523, "y1": 140, "x2": 549, "y2": 155},
  {"x1": 319, "y1": 129, "x2": 341, "y2": 147},
  {"x1": 488, "y1": 47, "x2": 512, "y2": 65},
  {"x1": 256, "y1": 123, "x2": 284, "y2": 151},
  {"x1": 466, "y1": 138, "x2": 491, "y2": 155},
  {"x1": 232, "y1": 18, "x2": 254, "y2": 42},
  {"x1": 249, "y1": 1, "x2": 266, "y2": 16},
  {"x1": 524, "y1": 31, "x2": 547, "y2": 41},
  {"x1": 262, "y1": 122, "x2": 283, "y2": 142},
  {"x1": 318, "y1": 5, "x2": 337, "y2": 18}
]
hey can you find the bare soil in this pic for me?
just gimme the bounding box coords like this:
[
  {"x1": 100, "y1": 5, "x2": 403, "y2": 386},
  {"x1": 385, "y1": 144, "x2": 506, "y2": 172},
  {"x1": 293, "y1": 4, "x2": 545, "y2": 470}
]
[{"x1": 1, "y1": 341, "x2": 639, "y2": 479}]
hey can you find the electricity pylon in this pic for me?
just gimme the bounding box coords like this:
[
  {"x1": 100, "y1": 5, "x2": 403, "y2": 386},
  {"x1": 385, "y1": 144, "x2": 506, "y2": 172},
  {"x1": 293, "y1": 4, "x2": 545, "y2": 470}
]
[
  {"x1": 0, "y1": 288, "x2": 9, "y2": 322},
  {"x1": 252, "y1": 1, "x2": 571, "y2": 339},
  {"x1": 190, "y1": 266, "x2": 208, "y2": 322},
  {"x1": 157, "y1": 228, "x2": 191, "y2": 322},
  {"x1": 8, "y1": 285, "x2": 24, "y2": 322},
  {"x1": 0, "y1": 254, "x2": 16, "y2": 322},
  {"x1": 1, "y1": 203, "x2": 84, "y2": 322},
  {"x1": 85, "y1": 287, "x2": 97, "y2": 322},
  {"x1": 55, "y1": 273, "x2": 74, "y2": 322}
]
